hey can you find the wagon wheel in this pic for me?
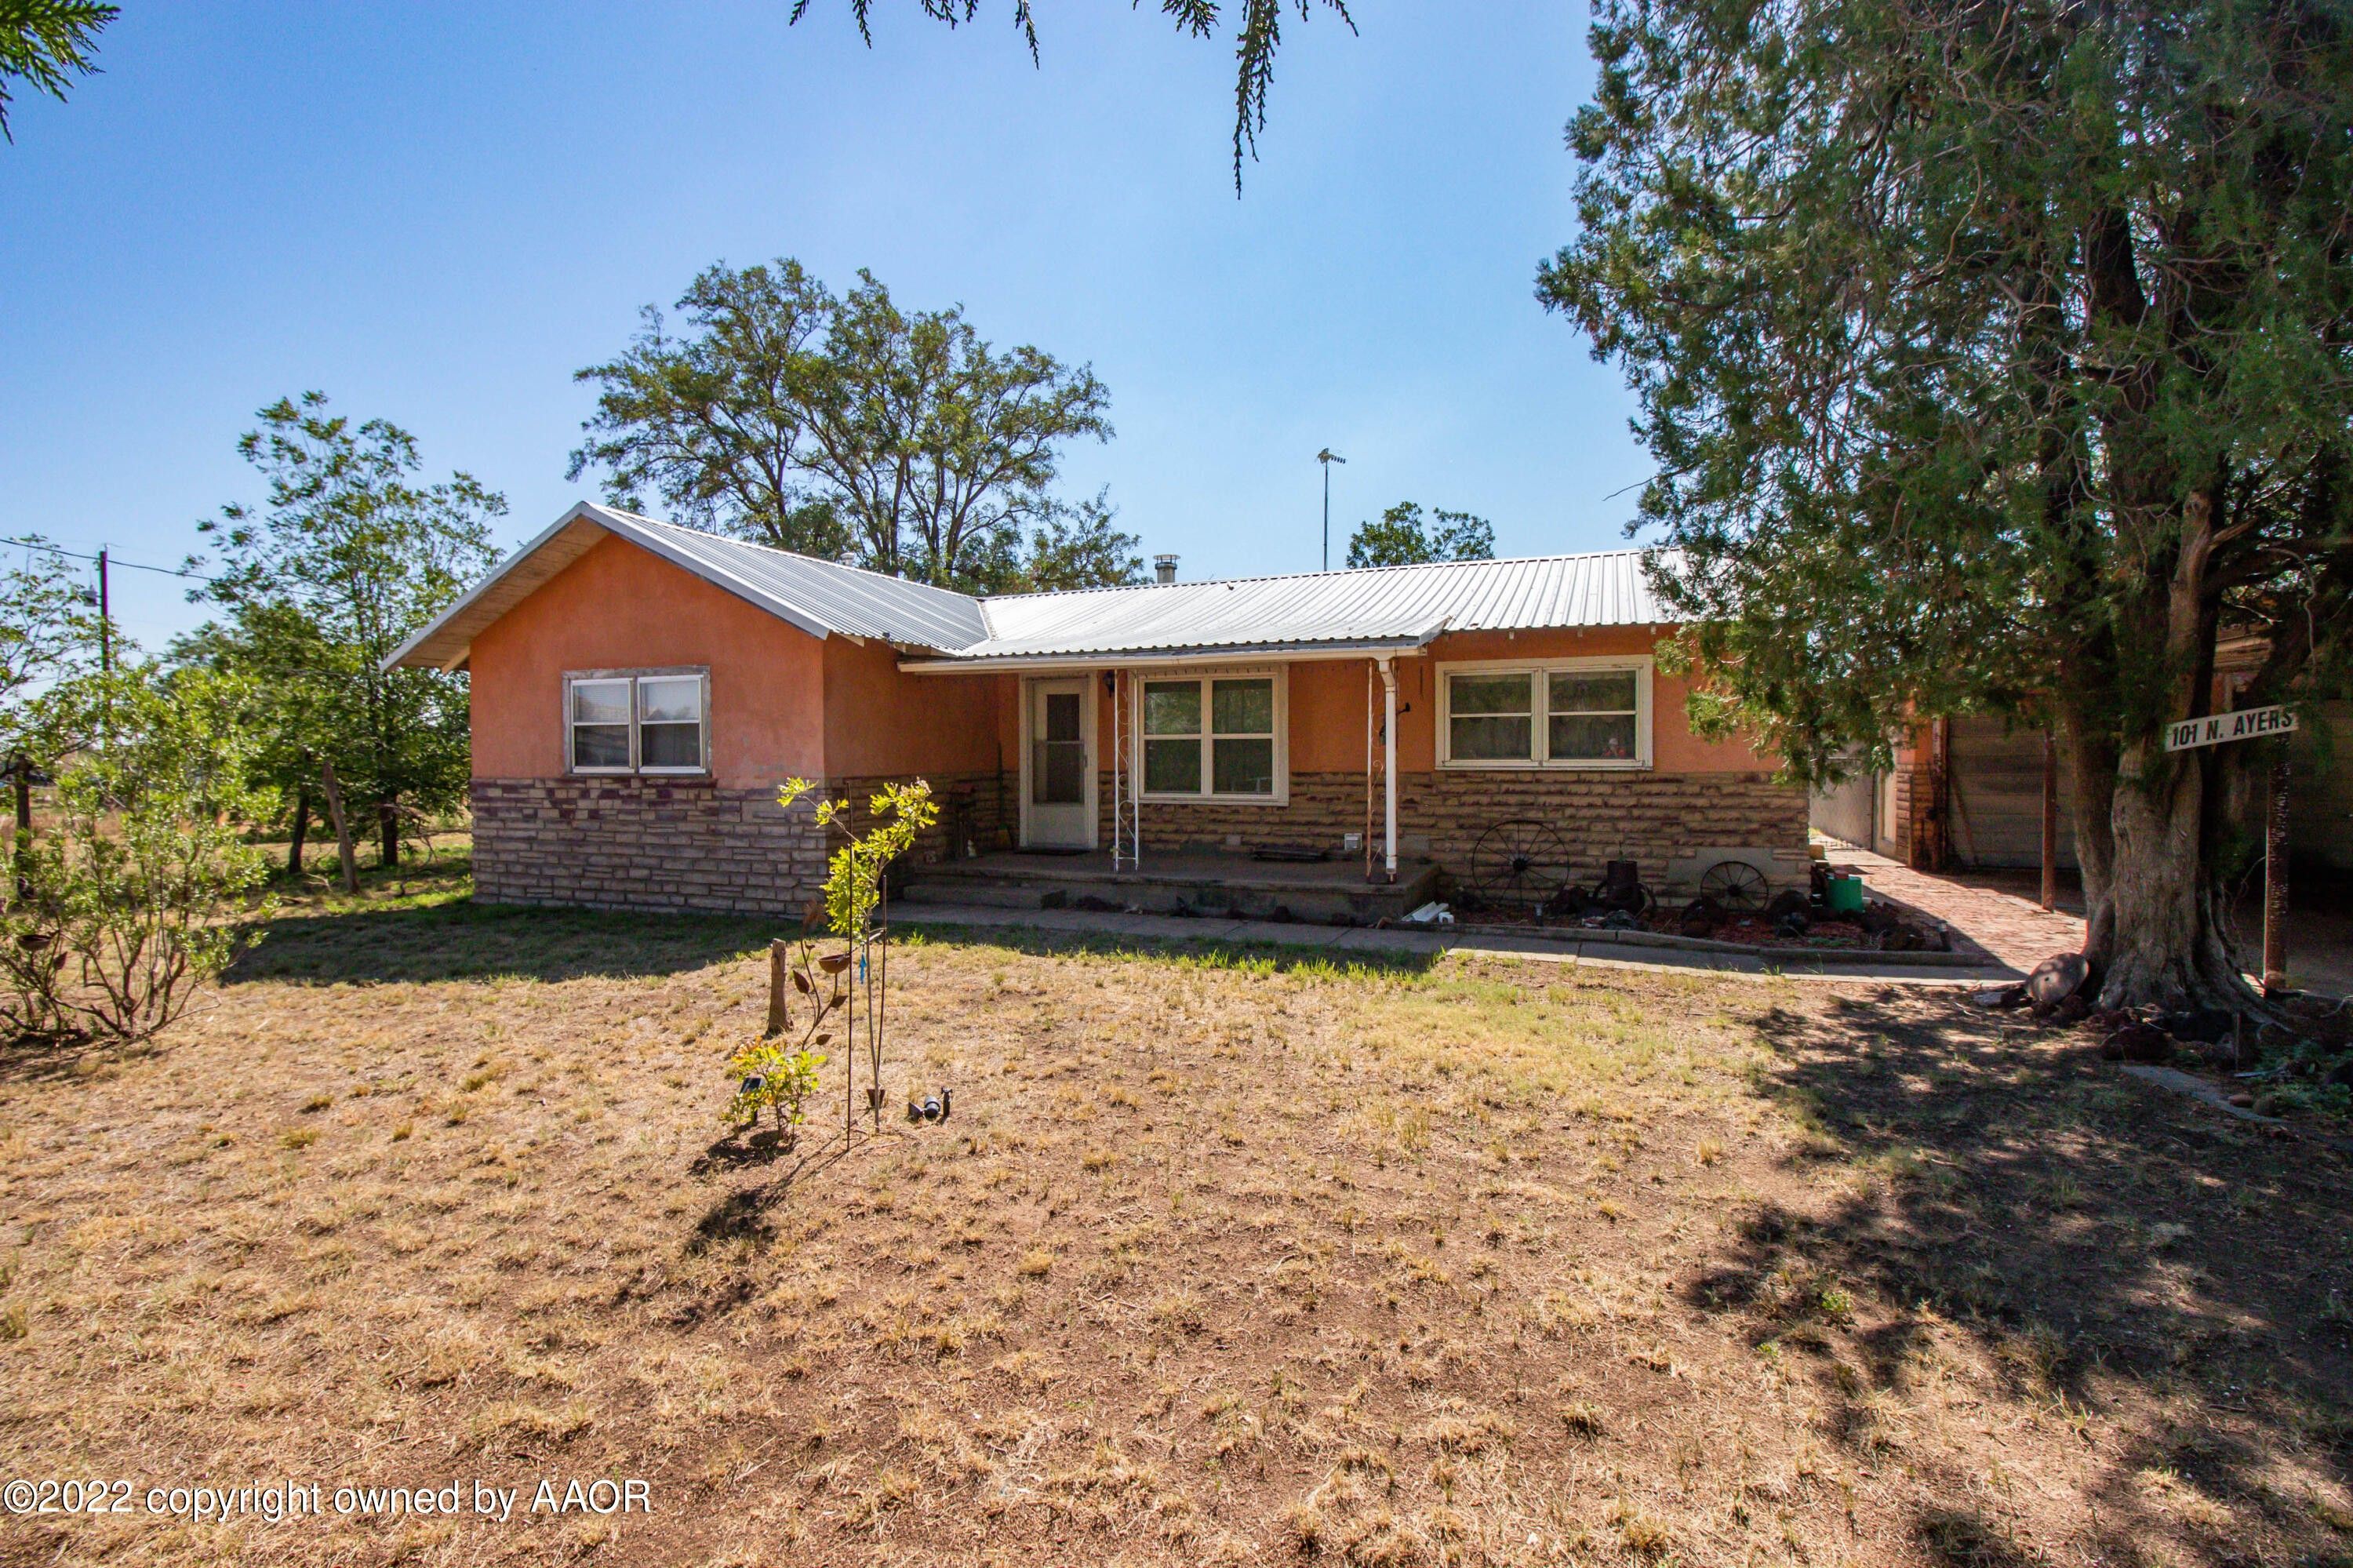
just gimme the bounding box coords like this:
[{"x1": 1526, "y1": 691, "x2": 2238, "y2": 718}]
[
  {"x1": 1697, "y1": 859, "x2": 1769, "y2": 914},
  {"x1": 1469, "y1": 820, "x2": 1573, "y2": 913}
]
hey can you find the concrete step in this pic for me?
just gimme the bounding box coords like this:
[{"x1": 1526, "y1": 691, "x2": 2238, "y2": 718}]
[
  {"x1": 895, "y1": 878, "x2": 1046, "y2": 909},
  {"x1": 899, "y1": 860, "x2": 1442, "y2": 926}
]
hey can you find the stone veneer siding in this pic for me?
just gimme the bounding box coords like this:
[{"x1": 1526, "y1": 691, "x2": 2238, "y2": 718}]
[
  {"x1": 826, "y1": 772, "x2": 1016, "y2": 866},
  {"x1": 471, "y1": 778, "x2": 830, "y2": 915},
  {"x1": 472, "y1": 769, "x2": 1802, "y2": 915},
  {"x1": 1097, "y1": 769, "x2": 1805, "y2": 889},
  {"x1": 470, "y1": 770, "x2": 1016, "y2": 917}
]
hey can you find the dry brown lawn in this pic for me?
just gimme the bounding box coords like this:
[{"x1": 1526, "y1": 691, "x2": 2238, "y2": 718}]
[{"x1": 3, "y1": 875, "x2": 2351, "y2": 1567}]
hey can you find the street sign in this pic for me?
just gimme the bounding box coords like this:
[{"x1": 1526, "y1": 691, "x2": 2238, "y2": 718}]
[{"x1": 2162, "y1": 704, "x2": 2299, "y2": 753}]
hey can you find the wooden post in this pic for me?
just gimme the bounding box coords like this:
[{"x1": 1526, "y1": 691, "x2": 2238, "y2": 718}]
[
  {"x1": 2039, "y1": 729, "x2": 2059, "y2": 911},
  {"x1": 1927, "y1": 716, "x2": 1951, "y2": 871},
  {"x1": 765, "y1": 939, "x2": 791, "y2": 1036},
  {"x1": 2264, "y1": 750, "x2": 2291, "y2": 995}
]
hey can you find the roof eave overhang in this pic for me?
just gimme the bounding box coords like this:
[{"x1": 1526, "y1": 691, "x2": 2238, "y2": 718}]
[
  {"x1": 896, "y1": 631, "x2": 1442, "y2": 675},
  {"x1": 381, "y1": 504, "x2": 609, "y2": 673}
]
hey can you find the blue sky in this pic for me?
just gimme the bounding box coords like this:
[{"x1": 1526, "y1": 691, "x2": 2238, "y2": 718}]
[{"x1": 0, "y1": 1, "x2": 1644, "y2": 650}]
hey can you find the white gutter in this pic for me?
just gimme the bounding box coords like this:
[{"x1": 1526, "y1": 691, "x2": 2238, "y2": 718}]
[{"x1": 896, "y1": 636, "x2": 1438, "y2": 675}]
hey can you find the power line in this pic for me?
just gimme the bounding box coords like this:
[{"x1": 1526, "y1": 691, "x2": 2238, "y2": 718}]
[
  {"x1": 0, "y1": 536, "x2": 220, "y2": 584},
  {"x1": 0, "y1": 535, "x2": 449, "y2": 683}
]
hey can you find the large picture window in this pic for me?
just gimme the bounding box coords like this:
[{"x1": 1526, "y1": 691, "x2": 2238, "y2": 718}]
[
  {"x1": 1438, "y1": 658, "x2": 1650, "y2": 769},
  {"x1": 566, "y1": 670, "x2": 708, "y2": 775},
  {"x1": 1137, "y1": 671, "x2": 1285, "y2": 801}
]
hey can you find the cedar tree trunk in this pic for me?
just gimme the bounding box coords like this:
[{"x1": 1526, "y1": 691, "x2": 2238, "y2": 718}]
[{"x1": 2071, "y1": 488, "x2": 2265, "y2": 1013}]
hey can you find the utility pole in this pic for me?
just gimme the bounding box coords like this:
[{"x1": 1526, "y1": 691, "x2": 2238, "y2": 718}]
[
  {"x1": 96, "y1": 548, "x2": 111, "y2": 675},
  {"x1": 1317, "y1": 448, "x2": 1346, "y2": 571}
]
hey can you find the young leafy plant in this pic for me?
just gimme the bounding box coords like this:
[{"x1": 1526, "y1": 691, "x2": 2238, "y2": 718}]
[
  {"x1": 724, "y1": 1040, "x2": 827, "y2": 1144},
  {"x1": 776, "y1": 776, "x2": 938, "y2": 1131}
]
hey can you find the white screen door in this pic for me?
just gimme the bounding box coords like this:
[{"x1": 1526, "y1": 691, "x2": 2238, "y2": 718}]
[{"x1": 1024, "y1": 678, "x2": 1093, "y2": 848}]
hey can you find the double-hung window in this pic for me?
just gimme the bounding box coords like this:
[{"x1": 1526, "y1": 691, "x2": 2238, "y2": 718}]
[
  {"x1": 1438, "y1": 658, "x2": 1650, "y2": 769},
  {"x1": 1138, "y1": 671, "x2": 1285, "y2": 801},
  {"x1": 567, "y1": 670, "x2": 708, "y2": 775}
]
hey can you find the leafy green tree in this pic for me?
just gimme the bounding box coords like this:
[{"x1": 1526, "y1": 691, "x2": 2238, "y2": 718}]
[
  {"x1": 1016, "y1": 492, "x2": 1143, "y2": 592},
  {"x1": 1540, "y1": 0, "x2": 2353, "y2": 1010},
  {"x1": 186, "y1": 394, "x2": 504, "y2": 870},
  {"x1": 568, "y1": 259, "x2": 850, "y2": 558},
  {"x1": 0, "y1": 537, "x2": 96, "y2": 763},
  {"x1": 1345, "y1": 502, "x2": 1496, "y2": 569},
  {"x1": 808, "y1": 269, "x2": 1114, "y2": 590},
  {"x1": 0, "y1": 0, "x2": 115, "y2": 141},
  {"x1": 573, "y1": 260, "x2": 1118, "y2": 593},
  {"x1": 0, "y1": 537, "x2": 99, "y2": 895},
  {"x1": 1, "y1": 660, "x2": 275, "y2": 1041},
  {"x1": 794, "y1": 1, "x2": 1352, "y2": 188}
]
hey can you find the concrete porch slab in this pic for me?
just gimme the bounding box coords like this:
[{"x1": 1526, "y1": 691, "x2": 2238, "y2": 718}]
[{"x1": 900, "y1": 849, "x2": 1442, "y2": 925}]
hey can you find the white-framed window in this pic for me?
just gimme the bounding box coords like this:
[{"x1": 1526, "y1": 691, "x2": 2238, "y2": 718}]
[
  {"x1": 1436, "y1": 657, "x2": 1652, "y2": 769},
  {"x1": 1136, "y1": 668, "x2": 1287, "y2": 802},
  {"x1": 566, "y1": 669, "x2": 709, "y2": 776}
]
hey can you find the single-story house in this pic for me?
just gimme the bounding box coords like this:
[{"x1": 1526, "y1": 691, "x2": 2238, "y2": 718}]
[{"x1": 388, "y1": 502, "x2": 1808, "y2": 917}]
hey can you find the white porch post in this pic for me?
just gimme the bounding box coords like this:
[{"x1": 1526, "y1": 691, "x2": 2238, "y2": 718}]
[
  {"x1": 1108, "y1": 667, "x2": 1123, "y2": 869},
  {"x1": 1379, "y1": 657, "x2": 1398, "y2": 881},
  {"x1": 1128, "y1": 669, "x2": 1141, "y2": 871}
]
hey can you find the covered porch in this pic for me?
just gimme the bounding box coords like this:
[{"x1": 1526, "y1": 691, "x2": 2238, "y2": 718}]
[{"x1": 900, "y1": 646, "x2": 1427, "y2": 885}]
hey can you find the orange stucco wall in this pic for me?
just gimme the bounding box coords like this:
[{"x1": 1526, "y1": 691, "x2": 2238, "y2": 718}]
[
  {"x1": 823, "y1": 636, "x2": 1014, "y2": 779},
  {"x1": 467, "y1": 533, "x2": 826, "y2": 788},
  {"x1": 1077, "y1": 626, "x2": 1773, "y2": 777}
]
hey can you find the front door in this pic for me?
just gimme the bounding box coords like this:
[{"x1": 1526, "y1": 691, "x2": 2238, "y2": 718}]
[{"x1": 1024, "y1": 678, "x2": 1094, "y2": 849}]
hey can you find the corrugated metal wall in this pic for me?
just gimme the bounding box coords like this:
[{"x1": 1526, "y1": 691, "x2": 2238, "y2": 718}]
[
  {"x1": 1809, "y1": 769, "x2": 1877, "y2": 849},
  {"x1": 1944, "y1": 704, "x2": 2348, "y2": 874},
  {"x1": 1947, "y1": 717, "x2": 2078, "y2": 871},
  {"x1": 2291, "y1": 702, "x2": 2353, "y2": 872}
]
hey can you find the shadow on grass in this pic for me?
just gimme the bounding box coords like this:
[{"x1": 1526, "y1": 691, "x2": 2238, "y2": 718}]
[
  {"x1": 1690, "y1": 987, "x2": 2353, "y2": 1563},
  {"x1": 0, "y1": 1029, "x2": 135, "y2": 1088},
  {"x1": 676, "y1": 1129, "x2": 902, "y2": 1329},
  {"x1": 224, "y1": 900, "x2": 1444, "y2": 988},
  {"x1": 227, "y1": 897, "x2": 784, "y2": 986}
]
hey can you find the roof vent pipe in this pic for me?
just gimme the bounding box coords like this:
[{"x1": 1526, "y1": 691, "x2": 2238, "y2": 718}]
[{"x1": 1153, "y1": 554, "x2": 1178, "y2": 584}]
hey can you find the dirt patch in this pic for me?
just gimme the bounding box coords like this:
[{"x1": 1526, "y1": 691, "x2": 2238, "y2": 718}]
[{"x1": 2, "y1": 893, "x2": 2349, "y2": 1566}]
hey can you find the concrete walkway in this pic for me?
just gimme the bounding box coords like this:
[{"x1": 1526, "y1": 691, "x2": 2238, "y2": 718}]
[
  {"x1": 1827, "y1": 848, "x2": 2353, "y2": 997},
  {"x1": 892, "y1": 900, "x2": 2017, "y2": 985}
]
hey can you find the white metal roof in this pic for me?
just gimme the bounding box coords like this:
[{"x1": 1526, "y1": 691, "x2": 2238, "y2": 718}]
[
  {"x1": 953, "y1": 550, "x2": 1672, "y2": 663},
  {"x1": 386, "y1": 502, "x2": 990, "y2": 669},
  {"x1": 608, "y1": 508, "x2": 989, "y2": 648},
  {"x1": 387, "y1": 502, "x2": 1675, "y2": 672}
]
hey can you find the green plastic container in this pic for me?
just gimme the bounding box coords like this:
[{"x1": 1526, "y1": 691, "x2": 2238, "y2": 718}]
[{"x1": 1825, "y1": 875, "x2": 1865, "y2": 914}]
